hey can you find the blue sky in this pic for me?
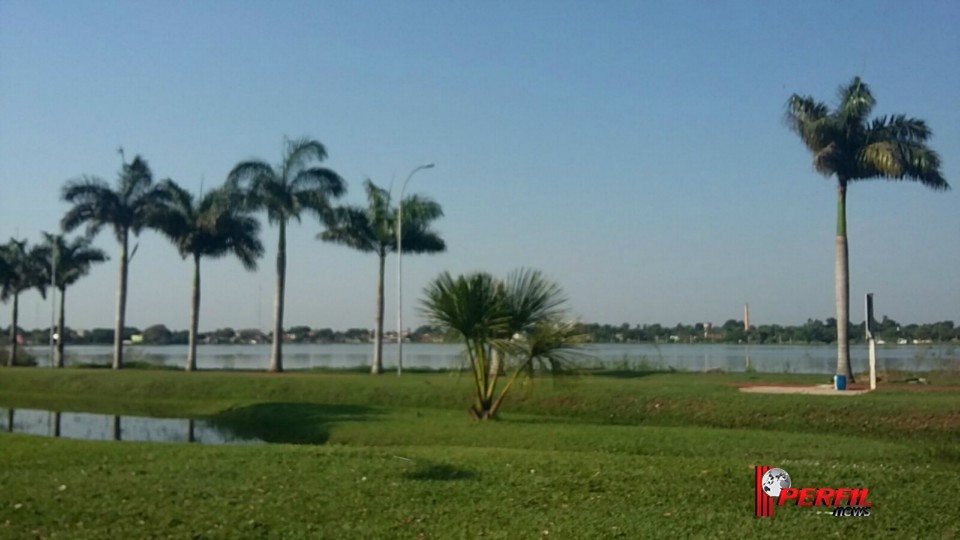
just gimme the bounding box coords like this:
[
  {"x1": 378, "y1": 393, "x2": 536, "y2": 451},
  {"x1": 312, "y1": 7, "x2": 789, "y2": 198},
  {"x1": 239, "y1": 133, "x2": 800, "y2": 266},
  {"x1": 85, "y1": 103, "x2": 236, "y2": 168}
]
[{"x1": 1, "y1": 0, "x2": 958, "y2": 332}]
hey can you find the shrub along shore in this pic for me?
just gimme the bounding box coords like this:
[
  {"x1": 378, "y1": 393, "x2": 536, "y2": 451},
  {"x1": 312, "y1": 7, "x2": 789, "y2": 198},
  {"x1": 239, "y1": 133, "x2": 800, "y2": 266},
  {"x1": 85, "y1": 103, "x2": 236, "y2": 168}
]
[{"x1": 1, "y1": 368, "x2": 958, "y2": 538}]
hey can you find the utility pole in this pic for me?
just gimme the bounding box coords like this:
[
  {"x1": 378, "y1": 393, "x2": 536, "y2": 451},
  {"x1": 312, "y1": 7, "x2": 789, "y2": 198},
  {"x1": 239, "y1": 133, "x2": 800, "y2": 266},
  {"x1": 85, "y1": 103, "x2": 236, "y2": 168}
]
[{"x1": 49, "y1": 241, "x2": 57, "y2": 367}]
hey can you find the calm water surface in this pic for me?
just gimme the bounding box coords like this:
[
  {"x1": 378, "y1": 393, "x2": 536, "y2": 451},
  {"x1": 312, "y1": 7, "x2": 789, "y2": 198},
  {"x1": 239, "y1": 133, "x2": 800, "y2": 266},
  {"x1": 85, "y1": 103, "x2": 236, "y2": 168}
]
[
  {"x1": 24, "y1": 342, "x2": 960, "y2": 374},
  {"x1": 1, "y1": 408, "x2": 260, "y2": 444}
]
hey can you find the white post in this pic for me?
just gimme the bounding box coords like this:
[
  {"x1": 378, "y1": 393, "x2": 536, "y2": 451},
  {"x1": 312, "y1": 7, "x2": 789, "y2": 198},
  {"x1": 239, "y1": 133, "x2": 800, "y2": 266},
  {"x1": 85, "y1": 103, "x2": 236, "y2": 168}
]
[
  {"x1": 396, "y1": 193, "x2": 403, "y2": 375},
  {"x1": 865, "y1": 293, "x2": 877, "y2": 391}
]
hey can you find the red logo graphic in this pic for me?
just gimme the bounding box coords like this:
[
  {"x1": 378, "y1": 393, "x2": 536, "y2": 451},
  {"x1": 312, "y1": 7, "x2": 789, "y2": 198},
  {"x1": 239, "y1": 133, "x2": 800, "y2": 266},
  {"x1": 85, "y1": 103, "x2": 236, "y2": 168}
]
[
  {"x1": 755, "y1": 465, "x2": 776, "y2": 516},
  {"x1": 754, "y1": 466, "x2": 872, "y2": 517}
]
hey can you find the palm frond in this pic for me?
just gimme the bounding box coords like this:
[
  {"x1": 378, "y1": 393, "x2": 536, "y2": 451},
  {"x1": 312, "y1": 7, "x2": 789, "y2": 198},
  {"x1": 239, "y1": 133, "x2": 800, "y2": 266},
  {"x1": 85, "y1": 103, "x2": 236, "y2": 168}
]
[
  {"x1": 857, "y1": 142, "x2": 949, "y2": 190},
  {"x1": 0, "y1": 253, "x2": 10, "y2": 292},
  {"x1": 0, "y1": 239, "x2": 49, "y2": 300},
  {"x1": 159, "y1": 179, "x2": 196, "y2": 217},
  {"x1": 500, "y1": 319, "x2": 588, "y2": 373},
  {"x1": 292, "y1": 181, "x2": 343, "y2": 223},
  {"x1": 785, "y1": 95, "x2": 839, "y2": 159},
  {"x1": 391, "y1": 192, "x2": 445, "y2": 254},
  {"x1": 257, "y1": 177, "x2": 295, "y2": 224},
  {"x1": 318, "y1": 207, "x2": 377, "y2": 252},
  {"x1": 152, "y1": 179, "x2": 265, "y2": 268},
  {"x1": 129, "y1": 184, "x2": 173, "y2": 236},
  {"x1": 151, "y1": 180, "x2": 197, "y2": 257},
  {"x1": 364, "y1": 179, "x2": 392, "y2": 238},
  {"x1": 502, "y1": 268, "x2": 567, "y2": 334},
  {"x1": 290, "y1": 167, "x2": 346, "y2": 196},
  {"x1": 281, "y1": 138, "x2": 328, "y2": 183},
  {"x1": 0, "y1": 239, "x2": 27, "y2": 301},
  {"x1": 421, "y1": 272, "x2": 509, "y2": 341},
  {"x1": 836, "y1": 76, "x2": 875, "y2": 123},
  {"x1": 868, "y1": 115, "x2": 931, "y2": 144},
  {"x1": 224, "y1": 214, "x2": 264, "y2": 271},
  {"x1": 399, "y1": 226, "x2": 445, "y2": 254},
  {"x1": 61, "y1": 177, "x2": 122, "y2": 236},
  {"x1": 226, "y1": 160, "x2": 276, "y2": 211},
  {"x1": 120, "y1": 155, "x2": 155, "y2": 203},
  {"x1": 400, "y1": 194, "x2": 444, "y2": 222},
  {"x1": 41, "y1": 233, "x2": 108, "y2": 288},
  {"x1": 199, "y1": 210, "x2": 264, "y2": 270},
  {"x1": 26, "y1": 245, "x2": 49, "y2": 299}
]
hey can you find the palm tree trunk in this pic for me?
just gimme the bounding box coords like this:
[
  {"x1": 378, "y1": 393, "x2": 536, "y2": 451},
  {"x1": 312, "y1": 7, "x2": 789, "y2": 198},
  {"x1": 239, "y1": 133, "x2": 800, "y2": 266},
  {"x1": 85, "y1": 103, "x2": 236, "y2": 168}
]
[
  {"x1": 488, "y1": 348, "x2": 501, "y2": 379},
  {"x1": 270, "y1": 220, "x2": 286, "y2": 372},
  {"x1": 187, "y1": 253, "x2": 201, "y2": 372},
  {"x1": 835, "y1": 181, "x2": 853, "y2": 382},
  {"x1": 56, "y1": 286, "x2": 66, "y2": 368},
  {"x1": 7, "y1": 293, "x2": 18, "y2": 366},
  {"x1": 372, "y1": 251, "x2": 385, "y2": 374},
  {"x1": 489, "y1": 357, "x2": 532, "y2": 418},
  {"x1": 113, "y1": 229, "x2": 129, "y2": 370}
]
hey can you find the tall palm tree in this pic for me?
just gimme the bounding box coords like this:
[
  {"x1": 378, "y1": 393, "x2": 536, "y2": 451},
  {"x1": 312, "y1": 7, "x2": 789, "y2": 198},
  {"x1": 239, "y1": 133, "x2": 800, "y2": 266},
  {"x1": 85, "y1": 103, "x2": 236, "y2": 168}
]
[
  {"x1": 320, "y1": 179, "x2": 445, "y2": 374},
  {"x1": 39, "y1": 233, "x2": 108, "y2": 368},
  {"x1": 1, "y1": 239, "x2": 49, "y2": 366},
  {"x1": 61, "y1": 155, "x2": 170, "y2": 369},
  {"x1": 154, "y1": 180, "x2": 264, "y2": 371},
  {"x1": 786, "y1": 77, "x2": 949, "y2": 381},
  {"x1": 421, "y1": 269, "x2": 584, "y2": 419},
  {"x1": 227, "y1": 137, "x2": 346, "y2": 372}
]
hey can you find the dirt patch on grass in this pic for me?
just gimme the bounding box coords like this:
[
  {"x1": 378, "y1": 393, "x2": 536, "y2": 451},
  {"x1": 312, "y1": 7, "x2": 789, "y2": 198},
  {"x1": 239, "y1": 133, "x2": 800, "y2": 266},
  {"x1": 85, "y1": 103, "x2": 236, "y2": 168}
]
[
  {"x1": 733, "y1": 381, "x2": 958, "y2": 392},
  {"x1": 737, "y1": 384, "x2": 870, "y2": 396}
]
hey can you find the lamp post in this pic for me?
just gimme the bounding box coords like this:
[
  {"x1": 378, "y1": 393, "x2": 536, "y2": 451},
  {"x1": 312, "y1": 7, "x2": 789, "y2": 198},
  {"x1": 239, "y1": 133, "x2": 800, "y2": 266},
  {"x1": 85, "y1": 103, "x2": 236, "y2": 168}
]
[
  {"x1": 49, "y1": 241, "x2": 57, "y2": 367},
  {"x1": 396, "y1": 163, "x2": 434, "y2": 376}
]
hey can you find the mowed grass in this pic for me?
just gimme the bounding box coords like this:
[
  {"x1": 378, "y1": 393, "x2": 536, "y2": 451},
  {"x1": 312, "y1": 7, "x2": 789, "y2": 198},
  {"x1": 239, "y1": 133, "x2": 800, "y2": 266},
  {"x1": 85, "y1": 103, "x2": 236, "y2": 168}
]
[{"x1": 1, "y1": 368, "x2": 958, "y2": 539}]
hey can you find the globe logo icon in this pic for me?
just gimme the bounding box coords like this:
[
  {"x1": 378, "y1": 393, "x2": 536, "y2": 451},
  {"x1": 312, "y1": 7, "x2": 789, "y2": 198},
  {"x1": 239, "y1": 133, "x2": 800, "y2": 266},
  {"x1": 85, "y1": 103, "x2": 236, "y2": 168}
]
[{"x1": 761, "y1": 468, "x2": 791, "y2": 497}]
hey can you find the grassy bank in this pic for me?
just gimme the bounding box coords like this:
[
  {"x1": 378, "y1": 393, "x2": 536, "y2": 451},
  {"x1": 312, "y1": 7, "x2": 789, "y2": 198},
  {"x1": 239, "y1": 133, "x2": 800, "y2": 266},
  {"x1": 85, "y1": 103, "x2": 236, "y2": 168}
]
[{"x1": 1, "y1": 368, "x2": 958, "y2": 538}]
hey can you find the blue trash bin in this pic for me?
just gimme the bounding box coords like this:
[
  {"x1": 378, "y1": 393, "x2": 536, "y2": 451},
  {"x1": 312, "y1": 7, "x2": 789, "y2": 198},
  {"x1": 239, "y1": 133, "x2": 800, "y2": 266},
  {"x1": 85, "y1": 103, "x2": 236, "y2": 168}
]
[{"x1": 834, "y1": 374, "x2": 847, "y2": 390}]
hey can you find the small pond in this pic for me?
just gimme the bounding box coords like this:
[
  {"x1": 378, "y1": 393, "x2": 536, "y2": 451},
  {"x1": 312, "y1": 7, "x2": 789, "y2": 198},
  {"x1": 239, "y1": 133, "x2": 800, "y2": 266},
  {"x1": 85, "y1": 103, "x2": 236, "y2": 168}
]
[{"x1": 1, "y1": 408, "x2": 261, "y2": 444}]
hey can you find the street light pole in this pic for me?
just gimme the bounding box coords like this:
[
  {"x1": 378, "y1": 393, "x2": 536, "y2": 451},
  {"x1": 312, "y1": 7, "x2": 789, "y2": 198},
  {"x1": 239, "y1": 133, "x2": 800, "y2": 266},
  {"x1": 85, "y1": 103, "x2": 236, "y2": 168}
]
[
  {"x1": 396, "y1": 163, "x2": 434, "y2": 376},
  {"x1": 49, "y1": 241, "x2": 57, "y2": 367}
]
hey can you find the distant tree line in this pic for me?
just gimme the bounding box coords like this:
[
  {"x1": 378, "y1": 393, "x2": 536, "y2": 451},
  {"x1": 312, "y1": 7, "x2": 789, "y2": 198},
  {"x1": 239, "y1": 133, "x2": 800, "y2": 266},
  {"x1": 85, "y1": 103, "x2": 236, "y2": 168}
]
[
  {"x1": 576, "y1": 318, "x2": 959, "y2": 345},
  {"x1": 3, "y1": 317, "x2": 957, "y2": 348},
  {"x1": 0, "y1": 323, "x2": 446, "y2": 347}
]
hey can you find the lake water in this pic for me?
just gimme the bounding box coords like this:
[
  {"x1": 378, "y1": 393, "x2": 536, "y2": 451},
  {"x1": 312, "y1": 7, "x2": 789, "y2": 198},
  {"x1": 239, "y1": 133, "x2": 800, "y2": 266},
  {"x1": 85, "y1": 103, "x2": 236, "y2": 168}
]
[
  {"x1": 1, "y1": 408, "x2": 260, "y2": 444},
  {"x1": 23, "y1": 342, "x2": 960, "y2": 374}
]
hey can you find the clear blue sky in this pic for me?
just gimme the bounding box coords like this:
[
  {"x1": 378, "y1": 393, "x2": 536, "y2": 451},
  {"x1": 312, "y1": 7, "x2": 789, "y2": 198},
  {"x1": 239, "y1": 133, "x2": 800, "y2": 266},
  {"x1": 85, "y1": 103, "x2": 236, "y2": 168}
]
[{"x1": 1, "y1": 0, "x2": 957, "y2": 332}]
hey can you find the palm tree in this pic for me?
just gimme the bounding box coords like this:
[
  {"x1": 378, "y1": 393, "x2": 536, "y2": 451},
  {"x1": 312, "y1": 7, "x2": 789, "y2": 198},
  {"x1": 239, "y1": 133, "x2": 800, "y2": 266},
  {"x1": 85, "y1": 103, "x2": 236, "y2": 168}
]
[
  {"x1": 226, "y1": 137, "x2": 346, "y2": 372},
  {"x1": 320, "y1": 179, "x2": 445, "y2": 374},
  {"x1": 786, "y1": 77, "x2": 949, "y2": 381},
  {"x1": 39, "y1": 233, "x2": 108, "y2": 368},
  {"x1": 1, "y1": 239, "x2": 49, "y2": 366},
  {"x1": 154, "y1": 180, "x2": 264, "y2": 371},
  {"x1": 61, "y1": 154, "x2": 170, "y2": 369},
  {"x1": 421, "y1": 269, "x2": 584, "y2": 419}
]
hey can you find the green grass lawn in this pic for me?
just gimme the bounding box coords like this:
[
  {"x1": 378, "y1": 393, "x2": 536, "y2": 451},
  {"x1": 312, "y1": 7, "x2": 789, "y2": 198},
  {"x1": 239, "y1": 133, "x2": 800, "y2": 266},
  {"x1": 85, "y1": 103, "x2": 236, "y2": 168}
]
[{"x1": 1, "y1": 368, "x2": 958, "y2": 538}]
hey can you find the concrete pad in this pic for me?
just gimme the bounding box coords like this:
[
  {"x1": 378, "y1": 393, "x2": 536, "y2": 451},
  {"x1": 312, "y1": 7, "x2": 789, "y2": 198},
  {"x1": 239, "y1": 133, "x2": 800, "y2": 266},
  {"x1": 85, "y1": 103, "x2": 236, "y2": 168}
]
[{"x1": 739, "y1": 384, "x2": 870, "y2": 396}]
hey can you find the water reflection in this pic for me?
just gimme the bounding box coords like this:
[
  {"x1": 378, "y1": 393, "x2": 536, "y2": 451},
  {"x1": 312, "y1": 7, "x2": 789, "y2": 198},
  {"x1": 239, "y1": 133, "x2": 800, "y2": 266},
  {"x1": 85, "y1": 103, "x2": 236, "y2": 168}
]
[{"x1": 1, "y1": 408, "x2": 261, "y2": 444}]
